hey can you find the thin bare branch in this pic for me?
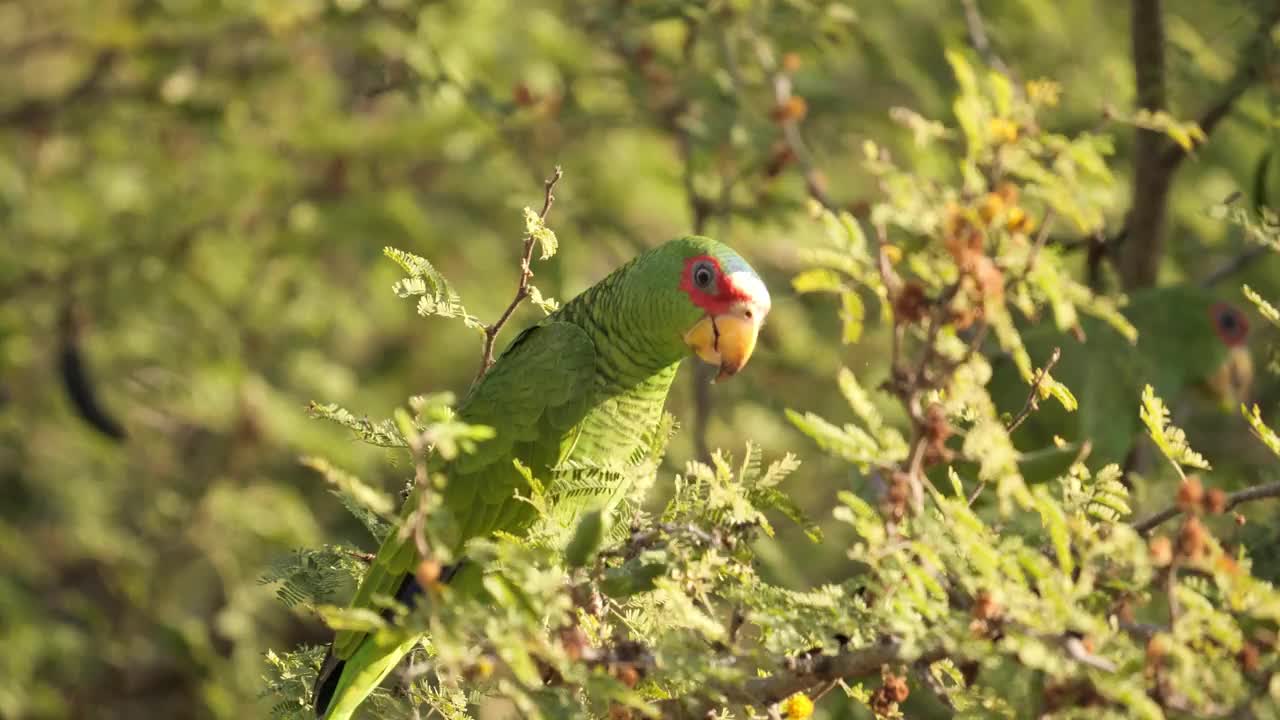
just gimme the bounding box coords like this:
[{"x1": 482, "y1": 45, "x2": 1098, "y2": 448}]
[
  {"x1": 1007, "y1": 347, "x2": 1062, "y2": 433},
  {"x1": 1201, "y1": 245, "x2": 1272, "y2": 287},
  {"x1": 474, "y1": 166, "x2": 563, "y2": 384},
  {"x1": 759, "y1": 48, "x2": 838, "y2": 213},
  {"x1": 959, "y1": 0, "x2": 1012, "y2": 78}
]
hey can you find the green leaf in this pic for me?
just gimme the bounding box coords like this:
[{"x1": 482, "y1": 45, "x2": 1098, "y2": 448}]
[
  {"x1": 1035, "y1": 487, "x2": 1074, "y2": 576},
  {"x1": 384, "y1": 246, "x2": 478, "y2": 326},
  {"x1": 1243, "y1": 285, "x2": 1279, "y2": 327},
  {"x1": 523, "y1": 207, "x2": 558, "y2": 259},
  {"x1": 1242, "y1": 403, "x2": 1280, "y2": 457},
  {"x1": 300, "y1": 456, "x2": 395, "y2": 518},
  {"x1": 527, "y1": 284, "x2": 560, "y2": 314},
  {"x1": 315, "y1": 605, "x2": 388, "y2": 633},
  {"x1": 1140, "y1": 384, "x2": 1210, "y2": 477},
  {"x1": 792, "y1": 268, "x2": 845, "y2": 294},
  {"x1": 840, "y1": 290, "x2": 865, "y2": 344}
]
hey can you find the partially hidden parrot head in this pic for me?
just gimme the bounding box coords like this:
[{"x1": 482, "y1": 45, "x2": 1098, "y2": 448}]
[
  {"x1": 641, "y1": 236, "x2": 771, "y2": 381},
  {"x1": 1203, "y1": 300, "x2": 1253, "y2": 410},
  {"x1": 1126, "y1": 286, "x2": 1253, "y2": 410}
]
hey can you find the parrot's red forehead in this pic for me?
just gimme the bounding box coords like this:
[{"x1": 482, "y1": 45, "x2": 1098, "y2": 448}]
[
  {"x1": 678, "y1": 254, "x2": 757, "y2": 315},
  {"x1": 1209, "y1": 302, "x2": 1248, "y2": 347}
]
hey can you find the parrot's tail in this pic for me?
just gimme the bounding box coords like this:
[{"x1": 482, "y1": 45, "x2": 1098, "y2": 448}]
[{"x1": 312, "y1": 562, "x2": 464, "y2": 719}]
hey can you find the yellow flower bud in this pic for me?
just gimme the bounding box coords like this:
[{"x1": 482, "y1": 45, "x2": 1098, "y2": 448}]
[{"x1": 782, "y1": 692, "x2": 815, "y2": 719}]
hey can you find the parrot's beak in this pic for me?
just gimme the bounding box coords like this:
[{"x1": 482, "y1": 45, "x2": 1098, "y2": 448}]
[
  {"x1": 683, "y1": 306, "x2": 762, "y2": 382},
  {"x1": 1204, "y1": 345, "x2": 1254, "y2": 410}
]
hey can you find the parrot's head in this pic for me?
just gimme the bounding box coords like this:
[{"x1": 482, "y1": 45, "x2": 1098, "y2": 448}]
[
  {"x1": 1202, "y1": 300, "x2": 1253, "y2": 410},
  {"x1": 1126, "y1": 286, "x2": 1253, "y2": 410},
  {"x1": 635, "y1": 236, "x2": 771, "y2": 381}
]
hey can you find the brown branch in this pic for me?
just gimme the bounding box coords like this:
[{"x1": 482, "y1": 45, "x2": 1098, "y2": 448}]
[
  {"x1": 656, "y1": 641, "x2": 944, "y2": 718},
  {"x1": 959, "y1": 0, "x2": 1012, "y2": 78},
  {"x1": 1131, "y1": 479, "x2": 1280, "y2": 535},
  {"x1": 1006, "y1": 347, "x2": 1061, "y2": 433},
  {"x1": 1119, "y1": 0, "x2": 1170, "y2": 290},
  {"x1": 1116, "y1": 1, "x2": 1280, "y2": 289},
  {"x1": 1157, "y1": 1, "x2": 1280, "y2": 174},
  {"x1": 345, "y1": 550, "x2": 376, "y2": 564},
  {"x1": 1202, "y1": 245, "x2": 1272, "y2": 287},
  {"x1": 758, "y1": 47, "x2": 838, "y2": 214},
  {"x1": 473, "y1": 166, "x2": 563, "y2": 384}
]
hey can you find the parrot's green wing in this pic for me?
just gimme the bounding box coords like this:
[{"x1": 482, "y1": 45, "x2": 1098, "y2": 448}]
[{"x1": 316, "y1": 321, "x2": 596, "y2": 718}]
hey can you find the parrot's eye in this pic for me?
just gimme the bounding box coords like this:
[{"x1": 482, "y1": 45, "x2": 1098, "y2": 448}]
[
  {"x1": 691, "y1": 260, "x2": 716, "y2": 290},
  {"x1": 1210, "y1": 302, "x2": 1249, "y2": 347}
]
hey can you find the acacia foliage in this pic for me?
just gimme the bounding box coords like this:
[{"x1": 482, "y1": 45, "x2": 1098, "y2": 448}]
[
  {"x1": 5, "y1": 2, "x2": 1280, "y2": 719},
  {"x1": 262, "y1": 57, "x2": 1280, "y2": 719}
]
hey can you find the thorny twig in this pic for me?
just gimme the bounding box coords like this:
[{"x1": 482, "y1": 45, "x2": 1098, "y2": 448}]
[
  {"x1": 474, "y1": 166, "x2": 564, "y2": 384},
  {"x1": 1006, "y1": 347, "x2": 1062, "y2": 433},
  {"x1": 345, "y1": 549, "x2": 376, "y2": 565}
]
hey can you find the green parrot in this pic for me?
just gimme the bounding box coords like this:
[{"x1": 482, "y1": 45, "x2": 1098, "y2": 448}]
[
  {"x1": 988, "y1": 285, "x2": 1253, "y2": 479},
  {"x1": 311, "y1": 236, "x2": 772, "y2": 719}
]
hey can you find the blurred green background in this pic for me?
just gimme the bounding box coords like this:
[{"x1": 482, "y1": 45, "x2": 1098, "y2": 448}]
[{"x1": 3, "y1": 0, "x2": 1279, "y2": 717}]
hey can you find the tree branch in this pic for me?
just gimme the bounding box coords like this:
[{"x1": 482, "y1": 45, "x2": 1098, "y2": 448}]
[
  {"x1": 1116, "y1": 1, "x2": 1280, "y2": 289},
  {"x1": 1118, "y1": 0, "x2": 1170, "y2": 290},
  {"x1": 959, "y1": 0, "x2": 1012, "y2": 78},
  {"x1": 1157, "y1": 0, "x2": 1280, "y2": 174},
  {"x1": 1006, "y1": 347, "x2": 1061, "y2": 433},
  {"x1": 474, "y1": 166, "x2": 563, "y2": 384},
  {"x1": 1201, "y1": 244, "x2": 1272, "y2": 287},
  {"x1": 1131, "y1": 479, "x2": 1280, "y2": 535},
  {"x1": 657, "y1": 641, "x2": 943, "y2": 718}
]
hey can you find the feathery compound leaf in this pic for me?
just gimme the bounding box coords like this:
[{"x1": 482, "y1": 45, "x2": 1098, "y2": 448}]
[
  {"x1": 299, "y1": 456, "x2": 394, "y2": 540},
  {"x1": 300, "y1": 456, "x2": 394, "y2": 518},
  {"x1": 1243, "y1": 285, "x2": 1279, "y2": 327},
  {"x1": 383, "y1": 246, "x2": 479, "y2": 327},
  {"x1": 527, "y1": 285, "x2": 560, "y2": 315},
  {"x1": 523, "y1": 207, "x2": 558, "y2": 259},
  {"x1": 785, "y1": 409, "x2": 889, "y2": 468},
  {"x1": 1060, "y1": 463, "x2": 1131, "y2": 523},
  {"x1": 1242, "y1": 403, "x2": 1280, "y2": 457},
  {"x1": 259, "y1": 547, "x2": 366, "y2": 609},
  {"x1": 1140, "y1": 385, "x2": 1210, "y2": 477},
  {"x1": 305, "y1": 401, "x2": 407, "y2": 447},
  {"x1": 787, "y1": 369, "x2": 909, "y2": 469}
]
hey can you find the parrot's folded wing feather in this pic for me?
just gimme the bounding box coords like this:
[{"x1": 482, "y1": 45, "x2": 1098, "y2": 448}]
[{"x1": 326, "y1": 319, "x2": 595, "y2": 663}]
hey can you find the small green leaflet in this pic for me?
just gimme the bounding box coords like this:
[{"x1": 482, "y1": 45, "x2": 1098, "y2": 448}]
[{"x1": 1139, "y1": 384, "x2": 1210, "y2": 478}]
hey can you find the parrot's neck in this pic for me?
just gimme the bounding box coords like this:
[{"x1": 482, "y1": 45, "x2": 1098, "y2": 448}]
[
  {"x1": 556, "y1": 269, "x2": 694, "y2": 381},
  {"x1": 553, "y1": 279, "x2": 687, "y2": 469}
]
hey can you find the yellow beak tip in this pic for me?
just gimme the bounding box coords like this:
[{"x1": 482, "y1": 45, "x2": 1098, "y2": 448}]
[{"x1": 683, "y1": 311, "x2": 761, "y2": 382}]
